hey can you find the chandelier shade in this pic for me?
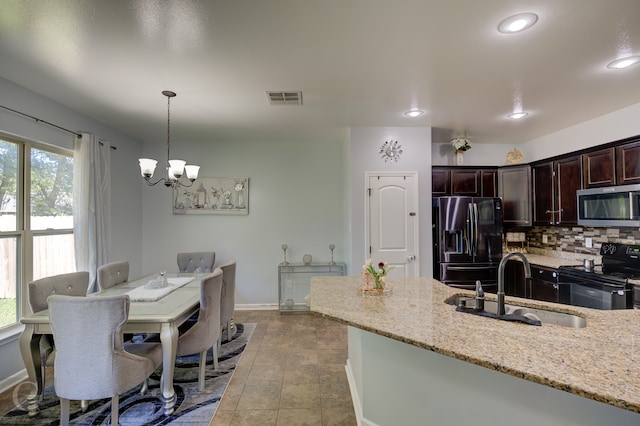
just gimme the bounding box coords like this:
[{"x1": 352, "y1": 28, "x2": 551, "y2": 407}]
[
  {"x1": 138, "y1": 158, "x2": 158, "y2": 178},
  {"x1": 138, "y1": 91, "x2": 200, "y2": 188}
]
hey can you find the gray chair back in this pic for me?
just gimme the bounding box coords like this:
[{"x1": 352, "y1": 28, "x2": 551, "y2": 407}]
[
  {"x1": 27, "y1": 271, "x2": 90, "y2": 313},
  {"x1": 96, "y1": 261, "x2": 129, "y2": 291},
  {"x1": 177, "y1": 252, "x2": 215, "y2": 273},
  {"x1": 49, "y1": 295, "x2": 161, "y2": 402},
  {"x1": 176, "y1": 268, "x2": 223, "y2": 390},
  {"x1": 219, "y1": 260, "x2": 236, "y2": 331},
  {"x1": 177, "y1": 268, "x2": 223, "y2": 358},
  {"x1": 27, "y1": 271, "x2": 91, "y2": 399}
]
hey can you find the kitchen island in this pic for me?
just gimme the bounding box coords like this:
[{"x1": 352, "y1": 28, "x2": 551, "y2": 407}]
[{"x1": 310, "y1": 276, "x2": 640, "y2": 426}]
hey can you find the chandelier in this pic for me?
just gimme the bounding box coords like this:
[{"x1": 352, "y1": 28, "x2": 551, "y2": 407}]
[{"x1": 138, "y1": 91, "x2": 199, "y2": 188}]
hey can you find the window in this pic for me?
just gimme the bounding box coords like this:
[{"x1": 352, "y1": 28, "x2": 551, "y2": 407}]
[{"x1": 0, "y1": 136, "x2": 74, "y2": 331}]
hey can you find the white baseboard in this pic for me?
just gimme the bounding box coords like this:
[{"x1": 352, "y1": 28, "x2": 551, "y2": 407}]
[
  {"x1": 0, "y1": 368, "x2": 27, "y2": 395},
  {"x1": 345, "y1": 359, "x2": 379, "y2": 426},
  {"x1": 344, "y1": 360, "x2": 363, "y2": 426},
  {"x1": 235, "y1": 303, "x2": 278, "y2": 311}
]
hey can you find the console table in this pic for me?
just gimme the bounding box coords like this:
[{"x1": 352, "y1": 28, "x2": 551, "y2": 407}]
[{"x1": 278, "y1": 263, "x2": 345, "y2": 313}]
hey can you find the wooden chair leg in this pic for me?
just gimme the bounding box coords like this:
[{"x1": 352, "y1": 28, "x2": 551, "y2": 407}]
[
  {"x1": 111, "y1": 394, "x2": 119, "y2": 426},
  {"x1": 59, "y1": 398, "x2": 70, "y2": 426}
]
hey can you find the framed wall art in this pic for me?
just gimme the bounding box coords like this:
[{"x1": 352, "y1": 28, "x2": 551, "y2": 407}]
[{"x1": 173, "y1": 177, "x2": 249, "y2": 215}]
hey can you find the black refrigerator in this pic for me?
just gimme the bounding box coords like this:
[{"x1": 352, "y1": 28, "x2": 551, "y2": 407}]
[{"x1": 433, "y1": 196, "x2": 503, "y2": 292}]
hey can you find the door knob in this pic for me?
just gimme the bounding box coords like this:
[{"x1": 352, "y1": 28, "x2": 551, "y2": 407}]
[{"x1": 407, "y1": 255, "x2": 416, "y2": 261}]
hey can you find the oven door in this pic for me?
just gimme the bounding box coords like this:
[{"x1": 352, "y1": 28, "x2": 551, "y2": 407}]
[{"x1": 569, "y1": 281, "x2": 631, "y2": 310}]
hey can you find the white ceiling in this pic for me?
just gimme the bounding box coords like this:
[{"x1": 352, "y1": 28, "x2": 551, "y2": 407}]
[{"x1": 0, "y1": 0, "x2": 639, "y2": 147}]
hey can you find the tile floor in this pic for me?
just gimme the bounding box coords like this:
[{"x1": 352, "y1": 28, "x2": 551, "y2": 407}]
[
  {"x1": 211, "y1": 310, "x2": 357, "y2": 426},
  {"x1": 0, "y1": 310, "x2": 357, "y2": 426}
]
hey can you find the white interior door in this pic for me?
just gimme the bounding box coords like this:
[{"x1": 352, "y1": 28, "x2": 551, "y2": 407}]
[{"x1": 366, "y1": 173, "x2": 419, "y2": 277}]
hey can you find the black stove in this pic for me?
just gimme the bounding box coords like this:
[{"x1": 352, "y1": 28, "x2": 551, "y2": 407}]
[{"x1": 557, "y1": 243, "x2": 638, "y2": 310}]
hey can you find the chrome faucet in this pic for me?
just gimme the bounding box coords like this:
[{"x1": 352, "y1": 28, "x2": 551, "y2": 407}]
[{"x1": 497, "y1": 252, "x2": 531, "y2": 316}]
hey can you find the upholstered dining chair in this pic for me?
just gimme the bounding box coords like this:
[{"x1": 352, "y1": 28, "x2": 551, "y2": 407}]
[
  {"x1": 48, "y1": 294, "x2": 162, "y2": 426},
  {"x1": 96, "y1": 260, "x2": 129, "y2": 292},
  {"x1": 219, "y1": 260, "x2": 237, "y2": 343},
  {"x1": 27, "y1": 271, "x2": 90, "y2": 401},
  {"x1": 176, "y1": 268, "x2": 223, "y2": 390},
  {"x1": 177, "y1": 252, "x2": 215, "y2": 273}
]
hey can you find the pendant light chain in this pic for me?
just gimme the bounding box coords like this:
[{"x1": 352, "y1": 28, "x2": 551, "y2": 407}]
[
  {"x1": 138, "y1": 90, "x2": 199, "y2": 188},
  {"x1": 166, "y1": 93, "x2": 171, "y2": 169}
]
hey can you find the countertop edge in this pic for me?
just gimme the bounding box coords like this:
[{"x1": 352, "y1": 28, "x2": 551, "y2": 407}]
[
  {"x1": 311, "y1": 309, "x2": 635, "y2": 412},
  {"x1": 310, "y1": 276, "x2": 640, "y2": 414}
]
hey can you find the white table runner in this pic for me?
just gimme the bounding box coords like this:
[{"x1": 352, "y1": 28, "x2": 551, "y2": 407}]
[{"x1": 126, "y1": 277, "x2": 195, "y2": 302}]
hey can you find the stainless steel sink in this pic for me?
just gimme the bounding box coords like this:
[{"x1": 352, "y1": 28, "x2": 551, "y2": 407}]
[
  {"x1": 509, "y1": 307, "x2": 586, "y2": 328},
  {"x1": 446, "y1": 296, "x2": 586, "y2": 328}
]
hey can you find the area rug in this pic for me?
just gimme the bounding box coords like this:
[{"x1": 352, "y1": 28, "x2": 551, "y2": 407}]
[{"x1": 0, "y1": 323, "x2": 254, "y2": 425}]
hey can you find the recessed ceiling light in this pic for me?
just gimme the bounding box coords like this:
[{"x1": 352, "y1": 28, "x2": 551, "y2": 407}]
[
  {"x1": 498, "y1": 13, "x2": 538, "y2": 34},
  {"x1": 607, "y1": 56, "x2": 640, "y2": 69},
  {"x1": 404, "y1": 109, "x2": 424, "y2": 118},
  {"x1": 507, "y1": 112, "x2": 529, "y2": 119}
]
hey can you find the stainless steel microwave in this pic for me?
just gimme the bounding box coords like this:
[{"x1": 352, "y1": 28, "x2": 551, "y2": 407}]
[{"x1": 577, "y1": 184, "x2": 640, "y2": 227}]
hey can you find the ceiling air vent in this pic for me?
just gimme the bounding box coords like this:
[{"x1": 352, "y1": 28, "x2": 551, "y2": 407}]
[{"x1": 267, "y1": 91, "x2": 303, "y2": 106}]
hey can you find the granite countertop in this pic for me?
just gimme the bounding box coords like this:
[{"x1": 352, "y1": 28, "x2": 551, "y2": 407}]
[
  {"x1": 518, "y1": 250, "x2": 640, "y2": 285},
  {"x1": 310, "y1": 276, "x2": 640, "y2": 413},
  {"x1": 512, "y1": 248, "x2": 597, "y2": 269}
]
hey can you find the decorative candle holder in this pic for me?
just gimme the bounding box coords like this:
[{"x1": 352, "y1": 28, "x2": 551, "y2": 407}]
[
  {"x1": 280, "y1": 244, "x2": 289, "y2": 266},
  {"x1": 328, "y1": 244, "x2": 336, "y2": 265}
]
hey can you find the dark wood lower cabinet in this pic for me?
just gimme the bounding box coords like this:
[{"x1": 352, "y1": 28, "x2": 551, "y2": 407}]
[
  {"x1": 504, "y1": 260, "x2": 527, "y2": 298},
  {"x1": 504, "y1": 262, "x2": 565, "y2": 304},
  {"x1": 530, "y1": 265, "x2": 560, "y2": 303}
]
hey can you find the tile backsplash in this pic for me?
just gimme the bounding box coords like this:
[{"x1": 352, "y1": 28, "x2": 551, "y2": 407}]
[{"x1": 521, "y1": 226, "x2": 640, "y2": 255}]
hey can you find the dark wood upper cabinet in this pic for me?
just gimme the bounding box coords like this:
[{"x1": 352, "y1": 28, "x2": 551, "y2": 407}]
[
  {"x1": 432, "y1": 167, "x2": 497, "y2": 197},
  {"x1": 498, "y1": 165, "x2": 532, "y2": 226},
  {"x1": 555, "y1": 156, "x2": 582, "y2": 224},
  {"x1": 533, "y1": 162, "x2": 554, "y2": 225},
  {"x1": 450, "y1": 169, "x2": 481, "y2": 196},
  {"x1": 616, "y1": 140, "x2": 640, "y2": 185},
  {"x1": 481, "y1": 169, "x2": 498, "y2": 197},
  {"x1": 432, "y1": 168, "x2": 451, "y2": 196},
  {"x1": 533, "y1": 156, "x2": 581, "y2": 225},
  {"x1": 582, "y1": 148, "x2": 616, "y2": 188},
  {"x1": 431, "y1": 135, "x2": 640, "y2": 229}
]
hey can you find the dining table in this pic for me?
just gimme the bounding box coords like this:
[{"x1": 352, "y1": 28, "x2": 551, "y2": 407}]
[{"x1": 18, "y1": 272, "x2": 208, "y2": 417}]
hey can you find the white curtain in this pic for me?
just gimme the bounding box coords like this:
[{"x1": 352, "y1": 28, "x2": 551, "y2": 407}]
[{"x1": 73, "y1": 133, "x2": 111, "y2": 294}]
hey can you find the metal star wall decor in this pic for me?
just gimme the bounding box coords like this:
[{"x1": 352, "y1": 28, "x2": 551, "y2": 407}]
[{"x1": 379, "y1": 140, "x2": 403, "y2": 163}]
